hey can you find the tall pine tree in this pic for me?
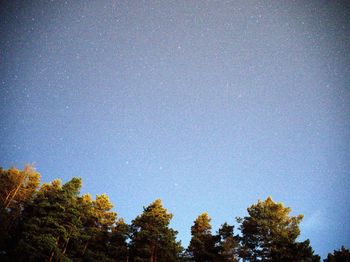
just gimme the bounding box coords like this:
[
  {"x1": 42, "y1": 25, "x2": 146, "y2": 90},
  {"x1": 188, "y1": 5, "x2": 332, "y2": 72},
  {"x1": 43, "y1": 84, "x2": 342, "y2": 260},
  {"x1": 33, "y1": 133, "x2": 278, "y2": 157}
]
[
  {"x1": 0, "y1": 166, "x2": 40, "y2": 259},
  {"x1": 217, "y1": 222, "x2": 240, "y2": 262},
  {"x1": 15, "y1": 178, "x2": 83, "y2": 261},
  {"x1": 238, "y1": 196, "x2": 320, "y2": 262},
  {"x1": 188, "y1": 212, "x2": 218, "y2": 261},
  {"x1": 129, "y1": 199, "x2": 182, "y2": 262}
]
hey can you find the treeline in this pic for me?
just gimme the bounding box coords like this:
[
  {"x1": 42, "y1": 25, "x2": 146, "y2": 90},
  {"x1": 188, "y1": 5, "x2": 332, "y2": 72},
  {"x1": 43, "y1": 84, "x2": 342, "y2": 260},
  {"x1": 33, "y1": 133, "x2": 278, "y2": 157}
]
[{"x1": 0, "y1": 166, "x2": 349, "y2": 262}]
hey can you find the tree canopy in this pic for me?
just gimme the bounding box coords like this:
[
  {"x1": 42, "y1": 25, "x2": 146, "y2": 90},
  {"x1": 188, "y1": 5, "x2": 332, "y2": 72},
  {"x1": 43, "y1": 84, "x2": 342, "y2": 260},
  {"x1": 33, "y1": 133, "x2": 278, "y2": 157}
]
[
  {"x1": 238, "y1": 196, "x2": 320, "y2": 262},
  {"x1": 324, "y1": 246, "x2": 350, "y2": 262},
  {"x1": 0, "y1": 166, "x2": 346, "y2": 261},
  {"x1": 129, "y1": 199, "x2": 182, "y2": 262},
  {"x1": 188, "y1": 212, "x2": 218, "y2": 261}
]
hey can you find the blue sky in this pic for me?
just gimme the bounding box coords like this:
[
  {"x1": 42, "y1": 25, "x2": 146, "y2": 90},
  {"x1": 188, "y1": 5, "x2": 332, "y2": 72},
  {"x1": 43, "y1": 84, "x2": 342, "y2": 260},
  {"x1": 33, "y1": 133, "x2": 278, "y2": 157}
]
[{"x1": 1, "y1": 1, "x2": 349, "y2": 258}]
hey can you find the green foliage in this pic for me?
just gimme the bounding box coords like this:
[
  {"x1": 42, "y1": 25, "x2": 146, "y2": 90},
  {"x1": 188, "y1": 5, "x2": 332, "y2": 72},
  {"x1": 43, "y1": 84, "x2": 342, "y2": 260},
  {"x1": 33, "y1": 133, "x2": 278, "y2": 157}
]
[
  {"x1": 0, "y1": 165, "x2": 347, "y2": 261},
  {"x1": 324, "y1": 246, "x2": 350, "y2": 262},
  {"x1": 188, "y1": 214, "x2": 240, "y2": 262},
  {"x1": 238, "y1": 196, "x2": 320, "y2": 262},
  {"x1": 78, "y1": 193, "x2": 127, "y2": 261},
  {"x1": 0, "y1": 166, "x2": 128, "y2": 261},
  {"x1": 15, "y1": 178, "x2": 83, "y2": 261},
  {"x1": 0, "y1": 166, "x2": 40, "y2": 252},
  {"x1": 217, "y1": 222, "x2": 240, "y2": 262},
  {"x1": 129, "y1": 199, "x2": 182, "y2": 262},
  {"x1": 188, "y1": 212, "x2": 219, "y2": 261},
  {"x1": 109, "y1": 218, "x2": 129, "y2": 260}
]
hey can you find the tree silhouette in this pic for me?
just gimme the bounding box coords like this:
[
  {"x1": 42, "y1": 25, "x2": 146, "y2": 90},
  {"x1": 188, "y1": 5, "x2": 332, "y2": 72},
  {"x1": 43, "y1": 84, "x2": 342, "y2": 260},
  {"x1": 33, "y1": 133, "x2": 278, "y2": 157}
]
[
  {"x1": 324, "y1": 246, "x2": 350, "y2": 262},
  {"x1": 217, "y1": 222, "x2": 240, "y2": 262}
]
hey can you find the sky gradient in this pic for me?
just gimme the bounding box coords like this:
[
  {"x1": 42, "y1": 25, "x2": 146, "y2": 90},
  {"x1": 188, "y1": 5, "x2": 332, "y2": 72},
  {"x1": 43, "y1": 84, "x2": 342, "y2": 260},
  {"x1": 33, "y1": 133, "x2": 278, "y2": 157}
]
[{"x1": 1, "y1": 1, "x2": 350, "y2": 258}]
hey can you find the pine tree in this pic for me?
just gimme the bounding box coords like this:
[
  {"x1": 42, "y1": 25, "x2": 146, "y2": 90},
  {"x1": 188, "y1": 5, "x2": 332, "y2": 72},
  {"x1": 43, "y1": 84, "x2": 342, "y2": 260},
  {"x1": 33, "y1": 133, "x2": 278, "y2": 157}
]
[
  {"x1": 324, "y1": 246, "x2": 350, "y2": 262},
  {"x1": 188, "y1": 212, "x2": 218, "y2": 261},
  {"x1": 238, "y1": 196, "x2": 320, "y2": 262},
  {"x1": 129, "y1": 199, "x2": 182, "y2": 262},
  {"x1": 0, "y1": 166, "x2": 40, "y2": 253},
  {"x1": 109, "y1": 218, "x2": 129, "y2": 261},
  {"x1": 217, "y1": 222, "x2": 240, "y2": 262},
  {"x1": 15, "y1": 178, "x2": 83, "y2": 261},
  {"x1": 79, "y1": 194, "x2": 123, "y2": 261}
]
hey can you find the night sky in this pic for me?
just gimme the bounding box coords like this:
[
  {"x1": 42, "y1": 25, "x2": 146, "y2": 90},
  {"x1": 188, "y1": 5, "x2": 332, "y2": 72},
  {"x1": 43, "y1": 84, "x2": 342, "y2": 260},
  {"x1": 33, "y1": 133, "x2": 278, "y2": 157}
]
[{"x1": 1, "y1": 1, "x2": 350, "y2": 258}]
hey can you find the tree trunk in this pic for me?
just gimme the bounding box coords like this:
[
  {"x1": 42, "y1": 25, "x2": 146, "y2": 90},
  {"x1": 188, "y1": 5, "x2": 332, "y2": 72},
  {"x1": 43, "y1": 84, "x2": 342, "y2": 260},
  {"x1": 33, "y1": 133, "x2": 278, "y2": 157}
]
[
  {"x1": 3, "y1": 189, "x2": 13, "y2": 205},
  {"x1": 48, "y1": 251, "x2": 54, "y2": 262},
  {"x1": 59, "y1": 237, "x2": 70, "y2": 262},
  {"x1": 151, "y1": 243, "x2": 157, "y2": 262},
  {"x1": 4, "y1": 174, "x2": 27, "y2": 209},
  {"x1": 154, "y1": 245, "x2": 157, "y2": 262},
  {"x1": 49, "y1": 237, "x2": 60, "y2": 262},
  {"x1": 82, "y1": 239, "x2": 89, "y2": 256}
]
